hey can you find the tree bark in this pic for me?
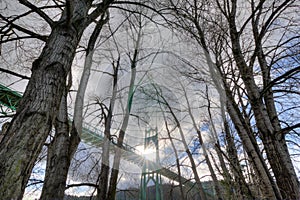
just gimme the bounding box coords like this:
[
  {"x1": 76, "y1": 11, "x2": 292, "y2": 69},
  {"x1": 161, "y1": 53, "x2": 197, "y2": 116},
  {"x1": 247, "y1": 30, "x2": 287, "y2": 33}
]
[
  {"x1": 183, "y1": 83, "x2": 222, "y2": 200},
  {"x1": 155, "y1": 88, "x2": 208, "y2": 200},
  {"x1": 41, "y1": 13, "x2": 108, "y2": 199},
  {"x1": 166, "y1": 0, "x2": 299, "y2": 198},
  {"x1": 107, "y1": 48, "x2": 138, "y2": 200},
  {"x1": 221, "y1": 104, "x2": 253, "y2": 199},
  {"x1": 97, "y1": 60, "x2": 119, "y2": 200},
  {"x1": 252, "y1": 8, "x2": 300, "y2": 197},
  {"x1": 40, "y1": 88, "x2": 80, "y2": 200},
  {"x1": 0, "y1": 1, "x2": 92, "y2": 198},
  {"x1": 0, "y1": 122, "x2": 10, "y2": 143},
  {"x1": 106, "y1": 18, "x2": 145, "y2": 198},
  {"x1": 163, "y1": 112, "x2": 185, "y2": 200},
  {"x1": 197, "y1": 25, "x2": 279, "y2": 198},
  {"x1": 228, "y1": 2, "x2": 300, "y2": 198},
  {"x1": 225, "y1": 84, "x2": 281, "y2": 199}
]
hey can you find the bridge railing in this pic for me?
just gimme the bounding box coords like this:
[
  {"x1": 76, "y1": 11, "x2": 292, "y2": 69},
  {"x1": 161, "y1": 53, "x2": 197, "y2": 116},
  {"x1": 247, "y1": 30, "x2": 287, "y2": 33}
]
[
  {"x1": 0, "y1": 83, "x2": 22, "y2": 115},
  {"x1": 78, "y1": 116, "x2": 142, "y2": 156},
  {"x1": 0, "y1": 83, "x2": 199, "y2": 192}
]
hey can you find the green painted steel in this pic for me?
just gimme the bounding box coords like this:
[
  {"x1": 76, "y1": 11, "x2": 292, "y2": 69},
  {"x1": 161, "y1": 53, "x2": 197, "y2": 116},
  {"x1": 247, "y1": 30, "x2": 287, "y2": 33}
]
[
  {"x1": 0, "y1": 83, "x2": 22, "y2": 115},
  {"x1": 0, "y1": 83, "x2": 201, "y2": 197},
  {"x1": 140, "y1": 128, "x2": 163, "y2": 200}
]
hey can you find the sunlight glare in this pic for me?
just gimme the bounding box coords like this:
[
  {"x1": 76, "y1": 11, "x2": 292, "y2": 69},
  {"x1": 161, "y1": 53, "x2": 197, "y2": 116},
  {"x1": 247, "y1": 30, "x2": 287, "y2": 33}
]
[{"x1": 136, "y1": 145, "x2": 155, "y2": 155}]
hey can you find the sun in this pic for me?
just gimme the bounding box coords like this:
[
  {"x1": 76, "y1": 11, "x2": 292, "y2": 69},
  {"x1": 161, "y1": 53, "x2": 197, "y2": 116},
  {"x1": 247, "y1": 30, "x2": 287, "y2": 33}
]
[{"x1": 135, "y1": 145, "x2": 156, "y2": 155}]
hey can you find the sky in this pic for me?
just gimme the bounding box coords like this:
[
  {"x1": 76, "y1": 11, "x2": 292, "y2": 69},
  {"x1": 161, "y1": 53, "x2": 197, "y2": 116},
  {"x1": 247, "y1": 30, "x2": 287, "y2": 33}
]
[{"x1": 1, "y1": 0, "x2": 299, "y2": 198}]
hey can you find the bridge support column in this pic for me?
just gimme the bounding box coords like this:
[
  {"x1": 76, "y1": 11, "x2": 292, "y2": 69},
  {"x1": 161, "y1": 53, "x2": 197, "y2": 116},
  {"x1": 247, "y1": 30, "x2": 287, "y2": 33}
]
[{"x1": 140, "y1": 128, "x2": 163, "y2": 200}]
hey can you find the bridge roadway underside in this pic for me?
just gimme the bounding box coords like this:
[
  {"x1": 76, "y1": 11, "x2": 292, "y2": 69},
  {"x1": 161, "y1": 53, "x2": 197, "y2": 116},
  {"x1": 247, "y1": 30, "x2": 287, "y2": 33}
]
[
  {"x1": 0, "y1": 83, "x2": 198, "y2": 192},
  {"x1": 81, "y1": 128, "x2": 197, "y2": 190}
]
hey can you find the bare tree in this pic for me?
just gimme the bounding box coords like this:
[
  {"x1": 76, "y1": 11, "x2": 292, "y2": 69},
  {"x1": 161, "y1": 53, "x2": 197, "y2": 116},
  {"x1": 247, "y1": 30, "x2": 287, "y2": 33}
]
[
  {"x1": 0, "y1": 1, "x2": 113, "y2": 198},
  {"x1": 220, "y1": 98, "x2": 253, "y2": 199},
  {"x1": 180, "y1": 81, "x2": 223, "y2": 200},
  {"x1": 157, "y1": 0, "x2": 300, "y2": 198},
  {"x1": 150, "y1": 84, "x2": 208, "y2": 200},
  {"x1": 40, "y1": 13, "x2": 109, "y2": 199},
  {"x1": 96, "y1": 49, "x2": 120, "y2": 200},
  {"x1": 106, "y1": 24, "x2": 140, "y2": 200}
]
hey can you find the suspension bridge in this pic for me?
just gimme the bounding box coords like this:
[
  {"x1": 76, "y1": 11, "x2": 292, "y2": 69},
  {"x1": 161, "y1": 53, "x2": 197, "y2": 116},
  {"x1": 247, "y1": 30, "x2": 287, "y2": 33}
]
[{"x1": 0, "y1": 83, "x2": 212, "y2": 199}]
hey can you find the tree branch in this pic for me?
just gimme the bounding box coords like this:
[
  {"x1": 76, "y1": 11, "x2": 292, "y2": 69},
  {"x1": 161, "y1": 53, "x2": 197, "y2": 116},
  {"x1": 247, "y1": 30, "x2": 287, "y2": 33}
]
[
  {"x1": 86, "y1": 0, "x2": 114, "y2": 25},
  {"x1": 0, "y1": 14, "x2": 48, "y2": 42},
  {"x1": 18, "y1": 0, "x2": 54, "y2": 27},
  {"x1": 66, "y1": 183, "x2": 98, "y2": 189},
  {"x1": 281, "y1": 123, "x2": 300, "y2": 135},
  {"x1": 65, "y1": 0, "x2": 74, "y2": 27},
  {"x1": 260, "y1": 66, "x2": 300, "y2": 97},
  {"x1": 0, "y1": 67, "x2": 30, "y2": 79}
]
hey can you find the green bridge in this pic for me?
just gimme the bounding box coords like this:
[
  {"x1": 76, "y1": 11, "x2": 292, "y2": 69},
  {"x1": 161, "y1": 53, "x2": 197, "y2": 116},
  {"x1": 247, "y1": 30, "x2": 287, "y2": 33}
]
[{"x1": 0, "y1": 83, "x2": 214, "y2": 199}]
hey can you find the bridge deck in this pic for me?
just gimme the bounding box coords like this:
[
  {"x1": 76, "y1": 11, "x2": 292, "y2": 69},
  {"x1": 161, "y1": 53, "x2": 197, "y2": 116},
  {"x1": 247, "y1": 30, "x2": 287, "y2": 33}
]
[{"x1": 0, "y1": 83, "x2": 197, "y2": 191}]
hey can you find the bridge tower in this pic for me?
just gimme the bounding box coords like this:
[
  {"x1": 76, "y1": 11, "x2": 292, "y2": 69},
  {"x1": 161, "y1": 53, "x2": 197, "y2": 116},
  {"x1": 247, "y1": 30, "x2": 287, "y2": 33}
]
[{"x1": 140, "y1": 127, "x2": 163, "y2": 200}]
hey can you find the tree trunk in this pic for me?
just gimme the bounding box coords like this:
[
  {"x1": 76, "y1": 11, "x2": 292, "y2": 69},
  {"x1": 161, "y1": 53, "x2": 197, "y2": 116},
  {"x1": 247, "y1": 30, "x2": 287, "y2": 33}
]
[
  {"x1": 156, "y1": 89, "x2": 208, "y2": 200},
  {"x1": 164, "y1": 116, "x2": 185, "y2": 200},
  {"x1": 222, "y1": 111, "x2": 253, "y2": 199},
  {"x1": 183, "y1": 85, "x2": 222, "y2": 200},
  {"x1": 0, "y1": 122, "x2": 9, "y2": 143},
  {"x1": 225, "y1": 85, "x2": 281, "y2": 199},
  {"x1": 263, "y1": 135, "x2": 300, "y2": 199},
  {"x1": 228, "y1": 4, "x2": 300, "y2": 198},
  {"x1": 254, "y1": 15, "x2": 300, "y2": 198},
  {"x1": 107, "y1": 53, "x2": 137, "y2": 200},
  {"x1": 0, "y1": 1, "x2": 91, "y2": 198},
  {"x1": 197, "y1": 31, "x2": 278, "y2": 198},
  {"x1": 107, "y1": 129, "x2": 127, "y2": 200},
  {"x1": 41, "y1": 15, "x2": 107, "y2": 198},
  {"x1": 106, "y1": 23, "x2": 142, "y2": 197},
  {"x1": 97, "y1": 61, "x2": 119, "y2": 199},
  {"x1": 98, "y1": 159, "x2": 110, "y2": 199},
  {"x1": 40, "y1": 88, "x2": 80, "y2": 200},
  {"x1": 178, "y1": 126, "x2": 207, "y2": 200}
]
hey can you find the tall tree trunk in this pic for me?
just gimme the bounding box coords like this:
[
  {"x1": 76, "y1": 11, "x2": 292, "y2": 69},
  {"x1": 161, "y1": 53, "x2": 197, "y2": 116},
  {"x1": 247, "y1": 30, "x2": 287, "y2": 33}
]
[
  {"x1": 107, "y1": 48, "x2": 138, "y2": 200},
  {"x1": 40, "y1": 87, "x2": 80, "y2": 200},
  {"x1": 182, "y1": 83, "x2": 222, "y2": 200},
  {"x1": 155, "y1": 88, "x2": 207, "y2": 200},
  {"x1": 97, "y1": 156, "x2": 110, "y2": 199},
  {"x1": 228, "y1": 2, "x2": 300, "y2": 198},
  {"x1": 163, "y1": 112, "x2": 185, "y2": 200},
  {"x1": 183, "y1": 19, "x2": 277, "y2": 198},
  {"x1": 201, "y1": 39, "x2": 279, "y2": 199},
  {"x1": 0, "y1": 1, "x2": 96, "y2": 198},
  {"x1": 0, "y1": 22, "x2": 79, "y2": 200},
  {"x1": 36, "y1": 10, "x2": 108, "y2": 199},
  {"x1": 178, "y1": 125, "x2": 207, "y2": 200},
  {"x1": 97, "y1": 59, "x2": 119, "y2": 199},
  {"x1": 41, "y1": 9, "x2": 105, "y2": 200},
  {"x1": 167, "y1": 2, "x2": 276, "y2": 198},
  {"x1": 225, "y1": 84, "x2": 281, "y2": 199},
  {"x1": 252, "y1": 9, "x2": 300, "y2": 198},
  {"x1": 107, "y1": 130, "x2": 125, "y2": 200},
  {"x1": 196, "y1": 31, "x2": 279, "y2": 198},
  {"x1": 263, "y1": 135, "x2": 300, "y2": 199},
  {"x1": 221, "y1": 102, "x2": 253, "y2": 200}
]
